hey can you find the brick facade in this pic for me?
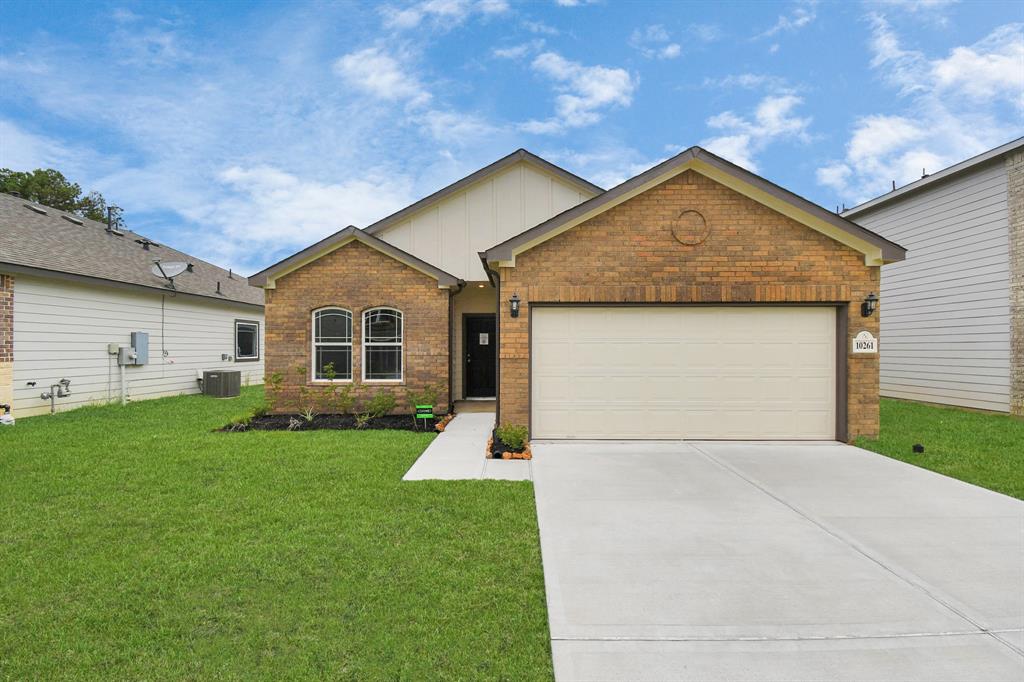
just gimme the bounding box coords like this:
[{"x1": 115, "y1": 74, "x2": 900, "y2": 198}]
[
  {"x1": 1007, "y1": 151, "x2": 1024, "y2": 417},
  {"x1": 497, "y1": 170, "x2": 882, "y2": 440},
  {"x1": 265, "y1": 240, "x2": 450, "y2": 414},
  {"x1": 0, "y1": 273, "x2": 12, "y2": 412}
]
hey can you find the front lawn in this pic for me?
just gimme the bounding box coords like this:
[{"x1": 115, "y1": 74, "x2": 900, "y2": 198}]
[
  {"x1": 0, "y1": 388, "x2": 552, "y2": 680},
  {"x1": 857, "y1": 398, "x2": 1024, "y2": 500}
]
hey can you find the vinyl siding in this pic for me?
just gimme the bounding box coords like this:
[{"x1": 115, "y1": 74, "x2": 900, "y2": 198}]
[
  {"x1": 377, "y1": 161, "x2": 595, "y2": 281},
  {"x1": 849, "y1": 161, "x2": 1010, "y2": 412},
  {"x1": 11, "y1": 275, "x2": 264, "y2": 417}
]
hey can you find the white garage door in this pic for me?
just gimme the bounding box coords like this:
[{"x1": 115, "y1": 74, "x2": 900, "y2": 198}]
[{"x1": 531, "y1": 306, "x2": 837, "y2": 440}]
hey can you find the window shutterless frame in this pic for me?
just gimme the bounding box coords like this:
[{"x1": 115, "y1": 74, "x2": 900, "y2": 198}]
[
  {"x1": 234, "y1": 320, "x2": 260, "y2": 361},
  {"x1": 311, "y1": 307, "x2": 353, "y2": 382},
  {"x1": 362, "y1": 307, "x2": 403, "y2": 382}
]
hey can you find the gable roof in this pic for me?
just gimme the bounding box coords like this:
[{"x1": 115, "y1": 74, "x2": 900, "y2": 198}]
[
  {"x1": 363, "y1": 148, "x2": 603, "y2": 236},
  {"x1": 247, "y1": 225, "x2": 461, "y2": 289},
  {"x1": 0, "y1": 192, "x2": 263, "y2": 307},
  {"x1": 842, "y1": 136, "x2": 1024, "y2": 218},
  {"x1": 483, "y1": 146, "x2": 907, "y2": 267}
]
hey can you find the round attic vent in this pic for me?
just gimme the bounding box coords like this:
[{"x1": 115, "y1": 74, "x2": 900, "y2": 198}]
[{"x1": 671, "y1": 209, "x2": 710, "y2": 246}]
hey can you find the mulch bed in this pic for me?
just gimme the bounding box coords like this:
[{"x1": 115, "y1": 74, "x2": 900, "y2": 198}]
[
  {"x1": 221, "y1": 413, "x2": 444, "y2": 432},
  {"x1": 488, "y1": 429, "x2": 532, "y2": 460}
]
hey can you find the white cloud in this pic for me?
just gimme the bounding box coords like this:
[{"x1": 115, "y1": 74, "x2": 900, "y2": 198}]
[
  {"x1": 522, "y1": 19, "x2": 559, "y2": 35},
  {"x1": 333, "y1": 48, "x2": 431, "y2": 106},
  {"x1": 554, "y1": 0, "x2": 596, "y2": 6},
  {"x1": 522, "y1": 52, "x2": 635, "y2": 133},
  {"x1": 177, "y1": 165, "x2": 415, "y2": 271},
  {"x1": 757, "y1": 0, "x2": 817, "y2": 39},
  {"x1": 701, "y1": 95, "x2": 812, "y2": 171},
  {"x1": 381, "y1": 0, "x2": 507, "y2": 30},
  {"x1": 818, "y1": 20, "x2": 1023, "y2": 203},
  {"x1": 629, "y1": 25, "x2": 682, "y2": 60},
  {"x1": 492, "y1": 39, "x2": 544, "y2": 59},
  {"x1": 703, "y1": 73, "x2": 794, "y2": 92},
  {"x1": 0, "y1": 4, "x2": 524, "y2": 274},
  {"x1": 689, "y1": 23, "x2": 723, "y2": 43},
  {"x1": 418, "y1": 109, "x2": 500, "y2": 142},
  {"x1": 541, "y1": 144, "x2": 660, "y2": 188},
  {"x1": 477, "y1": 0, "x2": 509, "y2": 14},
  {"x1": 931, "y1": 24, "x2": 1023, "y2": 104},
  {"x1": 0, "y1": 120, "x2": 97, "y2": 174}
]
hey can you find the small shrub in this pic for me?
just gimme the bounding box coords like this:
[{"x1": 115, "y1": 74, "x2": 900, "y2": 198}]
[
  {"x1": 266, "y1": 371, "x2": 285, "y2": 411},
  {"x1": 355, "y1": 391, "x2": 397, "y2": 428},
  {"x1": 365, "y1": 391, "x2": 397, "y2": 419},
  {"x1": 294, "y1": 364, "x2": 311, "y2": 413},
  {"x1": 495, "y1": 423, "x2": 529, "y2": 452},
  {"x1": 405, "y1": 383, "x2": 441, "y2": 411},
  {"x1": 317, "y1": 363, "x2": 356, "y2": 414},
  {"x1": 300, "y1": 406, "x2": 317, "y2": 423}
]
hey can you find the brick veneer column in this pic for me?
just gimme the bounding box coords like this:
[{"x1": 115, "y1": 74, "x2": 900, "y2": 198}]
[
  {"x1": 1007, "y1": 151, "x2": 1024, "y2": 416},
  {"x1": 497, "y1": 170, "x2": 883, "y2": 440}
]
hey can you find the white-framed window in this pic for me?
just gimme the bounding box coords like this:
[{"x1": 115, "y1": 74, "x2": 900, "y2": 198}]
[
  {"x1": 362, "y1": 307, "x2": 403, "y2": 381},
  {"x1": 312, "y1": 308, "x2": 352, "y2": 381},
  {"x1": 235, "y1": 320, "x2": 260, "y2": 361}
]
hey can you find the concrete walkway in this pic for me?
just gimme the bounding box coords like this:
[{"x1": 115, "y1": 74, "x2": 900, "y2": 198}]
[
  {"x1": 532, "y1": 440, "x2": 1024, "y2": 681},
  {"x1": 402, "y1": 412, "x2": 531, "y2": 481}
]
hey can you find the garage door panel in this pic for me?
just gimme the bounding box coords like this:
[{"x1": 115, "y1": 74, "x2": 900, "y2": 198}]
[{"x1": 532, "y1": 306, "x2": 837, "y2": 440}]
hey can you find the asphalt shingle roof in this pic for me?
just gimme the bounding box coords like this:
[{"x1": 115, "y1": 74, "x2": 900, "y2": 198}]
[{"x1": 0, "y1": 192, "x2": 263, "y2": 306}]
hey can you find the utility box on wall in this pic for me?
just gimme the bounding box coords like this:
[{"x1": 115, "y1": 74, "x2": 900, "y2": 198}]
[
  {"x1": 203, "y1": 370, "x2": 241, "y2": 398},
  {"x1": 130, "y1": 332, "x2": 149, "y2": 365}
]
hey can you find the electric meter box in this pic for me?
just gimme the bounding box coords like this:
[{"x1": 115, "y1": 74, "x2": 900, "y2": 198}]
[{"x1": 130, "y1": 332, "x2": 149, "y2": 365}]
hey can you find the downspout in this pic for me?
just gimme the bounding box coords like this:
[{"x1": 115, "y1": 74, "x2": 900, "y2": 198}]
[
  {"x1": 478, "y1": 253, "x2": 501, "y2": 425},
  {"x1": 448, "y1": 280, "x2": 466, "y2": 413}
]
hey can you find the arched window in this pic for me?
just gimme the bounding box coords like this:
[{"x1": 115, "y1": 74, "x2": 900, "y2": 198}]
[
  {"x1": 312, "y1": 308, "x2": 352, "y2": 381},
  {"x1": 362, "y1": 307, "x2": 403, "y2": 381}
]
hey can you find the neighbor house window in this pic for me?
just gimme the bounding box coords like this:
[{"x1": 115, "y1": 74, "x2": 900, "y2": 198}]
[
  {"x1": 235, "y1": 320, "x2": 260, "y2": 361},
  {"x1": 313, "y1": 308, "x2": 352, "y2": 380},
  {"x1": 363, "y1": 307, "x2": 403, "y2": 381}
]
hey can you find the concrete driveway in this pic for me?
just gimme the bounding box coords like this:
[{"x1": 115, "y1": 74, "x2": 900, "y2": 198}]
[{"x1": 531, "y1": 441, "x2": 1024, "y2": 681}]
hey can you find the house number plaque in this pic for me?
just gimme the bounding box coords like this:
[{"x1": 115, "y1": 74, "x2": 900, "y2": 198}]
[{"x1": 852, "y1": 331, "x2": 878, "y2": 354}]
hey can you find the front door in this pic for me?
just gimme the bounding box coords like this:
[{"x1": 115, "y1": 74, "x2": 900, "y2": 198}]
[{"x1": 464, "y1": 315, "x2": 496, "y2": 398}]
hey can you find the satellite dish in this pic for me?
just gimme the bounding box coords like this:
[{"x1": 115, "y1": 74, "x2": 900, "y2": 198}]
[{"x1": 151, "y1": 260, "x2": 189, "y2": 279}]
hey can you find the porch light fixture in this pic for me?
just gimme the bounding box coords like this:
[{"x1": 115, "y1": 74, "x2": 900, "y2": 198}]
[
  {"x1": 509, "y1": 292, "x2": 521, "y2": 318},
  {"x1": 861, "y1": 292, "x2": 878, "y2": 317}
]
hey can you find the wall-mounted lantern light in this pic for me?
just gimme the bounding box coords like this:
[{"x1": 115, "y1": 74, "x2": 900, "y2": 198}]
[
  {"x1": 861, "y1": 292, "x2": 878, "y2": 317},
  {"x1": 509, "y1": 292, "x2": 521, "y2": 318}
]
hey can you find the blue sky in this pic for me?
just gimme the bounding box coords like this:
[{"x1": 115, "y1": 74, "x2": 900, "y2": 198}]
[{"x1": 1, "y1": 0, "x2": 1021, "y2": 274}]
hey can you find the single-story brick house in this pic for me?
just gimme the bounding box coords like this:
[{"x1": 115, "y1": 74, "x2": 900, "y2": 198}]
[{"x1": 250, "y1": 147, "x2": 906, "y2": 441}]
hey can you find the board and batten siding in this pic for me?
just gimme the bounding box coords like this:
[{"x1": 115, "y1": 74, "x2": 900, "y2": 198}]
[
  {"x1": 12, "y1": 275, "x2": 264, "y2": 417},
  {"x1": 377, "y1": 161, "x2": 596, "y2": 281},
  {"x1": 849, "y1": 161, "x2": 1010, "y2": 412}
]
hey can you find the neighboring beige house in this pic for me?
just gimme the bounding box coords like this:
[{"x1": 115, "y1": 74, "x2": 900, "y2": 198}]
[
  {"x1": 843, "y1": 138, "x2": 1023, "y2": 415},
  {"x1": 0, "y1": 193, "x2": 265, "y2": 417},
  {"x1": 252, "y1": 147, "x2": 905, "y2": 442}
]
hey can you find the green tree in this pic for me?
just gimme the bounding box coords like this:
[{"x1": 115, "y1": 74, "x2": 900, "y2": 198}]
[{"x1": 0, "y1": 168, "x2": 109, "y2": 222}]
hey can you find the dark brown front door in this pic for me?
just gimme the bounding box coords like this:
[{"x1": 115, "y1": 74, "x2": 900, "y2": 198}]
[{"x1": 464, "y1": 314, "x2": 496, "y2": 398}]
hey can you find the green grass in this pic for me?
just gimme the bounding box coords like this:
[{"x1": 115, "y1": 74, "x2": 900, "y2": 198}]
[
  {"x1": 0, "y1": 388, "x2": 552, "y2": 680},
  {"x1": 856, "y1": 398, "x2": 1024, "y2": 500}
]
